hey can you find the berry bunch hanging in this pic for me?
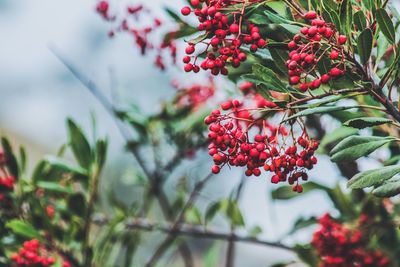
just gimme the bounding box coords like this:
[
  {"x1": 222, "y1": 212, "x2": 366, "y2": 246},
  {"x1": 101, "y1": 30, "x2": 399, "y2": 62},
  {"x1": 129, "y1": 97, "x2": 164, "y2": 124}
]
[
  {"x1": 181, "y1": 0, "x2": 267, "y2": 75},
  {"x1": 286, "y1": 11, "x2": 348, "y2": 91},
  {"x1": 0, "y1": 150, "x2": 15, "y2": 205},
  {"x1": 95, "y1": 1, "x2": 177, "y2": 70},
  {"x1": 10, "y1": 239, "x2": 71, "y2": 267},
  {"x1": 312, "y1": 214, "x2": 390, "y2": 267},
  {"x1": 204, "y1": 99, "x2": 318, "y2": 192}
]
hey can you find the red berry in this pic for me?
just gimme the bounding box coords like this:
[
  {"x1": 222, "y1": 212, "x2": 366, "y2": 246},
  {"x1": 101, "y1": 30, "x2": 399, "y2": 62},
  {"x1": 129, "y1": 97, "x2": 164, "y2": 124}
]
[
  {"x1": 330, "y1": 50, "x2": 339, "y2": 60},
  {"x1": 288, "y1": 41, "x2": 297, "y2": 50},
  {"x1": 181, "y1": 6, "x2": 191, "y2": 16},
  {"x1": 229, "y1": 23, "x2": 239, "y2": 34},
  {"x1": 321, "y1": 74, "x2": 330, "y2": 84},
  {"x1": 290, "y1": 76, "x2": 301, "y2": 85},
  {"x1": 338, "y1": 35, "x2": 347, "y2": 44},
  {"x1": 299, "y1": 83, "x2": 308, "y2": 91},
  {"x1": 221, "y1": 101, "x2": 232, "y2": 110},
  {"x1": 211, "y1": 165, "x2": 220, "y2": 174},
  {"x1": 271, "y1": 175, "x2": 280, "y2": 184},
  {"x1": 185, "y1": 45, "x2": 195, "y2": 55},
  {"x1": 330, "y1": 67, "x2": 343, "y2": 77},
  {"x1": 305, "y1": 11, "x2": 318, "y2": 20}
]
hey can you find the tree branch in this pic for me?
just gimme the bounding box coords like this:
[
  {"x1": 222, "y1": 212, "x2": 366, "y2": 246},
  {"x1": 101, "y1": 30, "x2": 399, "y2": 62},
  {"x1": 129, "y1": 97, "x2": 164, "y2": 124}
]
[{"x1": 93, "y1": 216, "x2": 294, "y2": 252}]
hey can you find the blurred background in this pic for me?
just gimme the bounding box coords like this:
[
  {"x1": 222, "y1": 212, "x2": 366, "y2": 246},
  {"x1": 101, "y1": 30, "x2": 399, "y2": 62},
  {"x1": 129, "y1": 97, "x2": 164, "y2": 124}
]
[{"x1": 1, "y1": 0, "x2": 398, "y2": 266}]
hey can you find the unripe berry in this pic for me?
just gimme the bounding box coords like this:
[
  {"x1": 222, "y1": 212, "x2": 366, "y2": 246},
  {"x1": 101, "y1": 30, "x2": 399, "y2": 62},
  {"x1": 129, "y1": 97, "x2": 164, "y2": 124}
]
[{"x1": 181, "y1": 6, "x2": 191, "y2": 16}]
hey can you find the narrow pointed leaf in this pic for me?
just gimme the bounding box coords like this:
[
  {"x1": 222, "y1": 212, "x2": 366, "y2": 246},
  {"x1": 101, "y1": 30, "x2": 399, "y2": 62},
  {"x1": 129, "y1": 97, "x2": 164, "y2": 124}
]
[
  {"x1": 376, "y1": 8, "x2": 396, "y2": 44},
  {"x1": 372, "y1": 179, "x2": 400, "y2": 197},
  {"x1": 357, "y1": 29, "x2": 373, "y2": 64},
  {"x1": 344, "y1": 117, "x2": 392, "y2": 129},
  {"x1": 67, "y1": 119, "x2": 92, "y2": 169},
  {"x1": 348, "y1": 165, "x2": 400, "y2": 189},
  {"x1": 330, "y1": 136, "x2": 395, "y2": 162}
]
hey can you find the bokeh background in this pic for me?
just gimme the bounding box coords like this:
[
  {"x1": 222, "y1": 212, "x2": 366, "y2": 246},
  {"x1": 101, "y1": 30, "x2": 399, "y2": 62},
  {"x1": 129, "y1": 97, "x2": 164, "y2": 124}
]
[{"x1": 1, "y1": 0, "x2": 398, "y2": 266}]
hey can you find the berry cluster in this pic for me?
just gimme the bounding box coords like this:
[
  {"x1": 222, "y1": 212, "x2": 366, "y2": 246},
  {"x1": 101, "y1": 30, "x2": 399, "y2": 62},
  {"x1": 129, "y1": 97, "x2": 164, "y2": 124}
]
[
  {"x1": 10, "y1": 239, "x2": 71, "y2": 267},
  {"x1": 312, "y1": 214, "x2": 390, "y2": 267},
  {"x1": 286, "y1": 11, "x2": 347, "y2": 91},
  {"x1": 181, "y1": 0, "x2": 267, "y2": 75},
  {"x1": 171, "y1": 80, "x2": 215, "y2": 110},
  {"x1": 95, "y1": 1, "x2": 177, "y2": 70},
  {"x1": 204, "y1": 100, "x2": 318, "y2": 192}
]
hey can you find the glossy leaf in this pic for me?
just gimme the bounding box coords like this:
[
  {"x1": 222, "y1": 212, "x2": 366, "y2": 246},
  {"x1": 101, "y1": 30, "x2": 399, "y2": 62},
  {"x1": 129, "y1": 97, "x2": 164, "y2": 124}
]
[
  {"x1": 357, "y1": 28, "x2": 373, "y2": 64},
  {"x1": 330, "y1": 136, "x2": 395, "y2": 162},
  {"x1": 354, "y1": 11, "x2": 367, "y2": 31},
  {"x1": 319, "y1": 126, "x2": 358, "y2": 150},
  {"x1": 376, "y1": 8, "x2": 396, "y2": 44},
  {"x1": 344, "y1": 117, "x2": 392, "y2": 129},
  {"x1": 45, "y1": 156, "x2": 88, "y2": 176}
]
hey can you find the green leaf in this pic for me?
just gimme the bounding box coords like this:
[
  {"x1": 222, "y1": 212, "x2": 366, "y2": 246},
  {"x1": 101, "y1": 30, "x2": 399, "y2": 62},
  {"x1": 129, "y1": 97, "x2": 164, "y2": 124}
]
[
  {"x1": 205, "y1": 201, "x2": 221, "y2": 224},
  {"x1": 221, "y1": 199, "x2": 245, "y2": 226},
  {"x1": 251, "y1": 64, "x2": 288, "y2": 92},
  {"x1": 45, "y1": 156, "x2": 88, "y2": 176},
  {"x1": 264, "y1": 10, "x2": 291, "y2": 24},
  {"x1": 354, "y1": 11, "x2": 367, "y2": 31},
  {"x1": 269, "y1": 48, "x2": 289, "y2": 75},
  {"x1": 1, "y1": 137, "x2": 19, "y2": 178},
  {"x1": 372, "y1": 178, "x2": 400, "y2": 197},
  {"x1": 248, "y1": 225, "x2": 263, "y2": 237},
  {"x1": 357, "y1": 28, "x2": 373, "y2": 64},
  {"x1": 344, "y1": 117, "x2": 392, "y2": 129},
  {"x1": 6, "y1": 220, "x2": 41, "y2": 239},
  {"x1": 330, "y1": 136, "x2": 395, "y2": 162},
  {"x1": 95, "y1": 139, "x2": 108, "y2": 174},
  {"x1": 348, "y1": 165, "x2": 400, "y2": 189},
  {"x1": 36, "y1": 181, "x2": 74, "y2": 194},
  {"x1": 340, "y1": 0, "x2": 353, "y2": 38},
  {"x1": 205, "y1": 244, "x2": 220, "y2": 267},
  {"x1": 288, "y1": 216, "x2": 317, "y2": 235},
  {"x1": 294, "y1": 244, "x2": 318, "y2": 267},
  {"x1": 271, "y1": 182, "x2": 330, "y2": 200},
  {"x1": 285, "y1": 106, "x2": 359, "y2": 121},
  {"x1": 376, "y1": 8, "x2": 396, "y2": 44},
  {"x1": 67, "y1": 119, "x2": 92, "y2": 169}
]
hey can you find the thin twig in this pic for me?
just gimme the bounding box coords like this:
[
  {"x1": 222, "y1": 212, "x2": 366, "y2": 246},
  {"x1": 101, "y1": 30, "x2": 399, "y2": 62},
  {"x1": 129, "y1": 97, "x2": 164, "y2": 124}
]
[
  {"x1": 145, "y1": 173, "x2": 213, "y2": 267},
  {"x1": 49, "y1": 45, "x2": 194, "y2": 267},
  {"x1": 93, "y1": 216, "x2": 294, "y2": 252}
]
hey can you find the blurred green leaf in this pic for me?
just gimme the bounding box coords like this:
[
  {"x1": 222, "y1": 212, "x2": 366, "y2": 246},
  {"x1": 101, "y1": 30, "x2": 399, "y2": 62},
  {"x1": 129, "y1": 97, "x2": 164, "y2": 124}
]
[
  {"x1": 67, "y1": 119, "x2": 92, "y2": 169},
  {"x1": 36, "y1": 181, "x2": 73, "y2": 194},
  {"x1": 319, "y1": 126, "x2": 358, "y2": 151},
  {"x1": 45, "y1": 156, "x2": 88, "y2": 176},
  {"x1": 6, "y1": 220, "x2": 40, "y2": 239},
  {"x1": 67, "y1": 193, "x2": 87, "y2": 217},
  {"x1": 271, "y1": 182, "x2": 330, "y2": 200}
]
